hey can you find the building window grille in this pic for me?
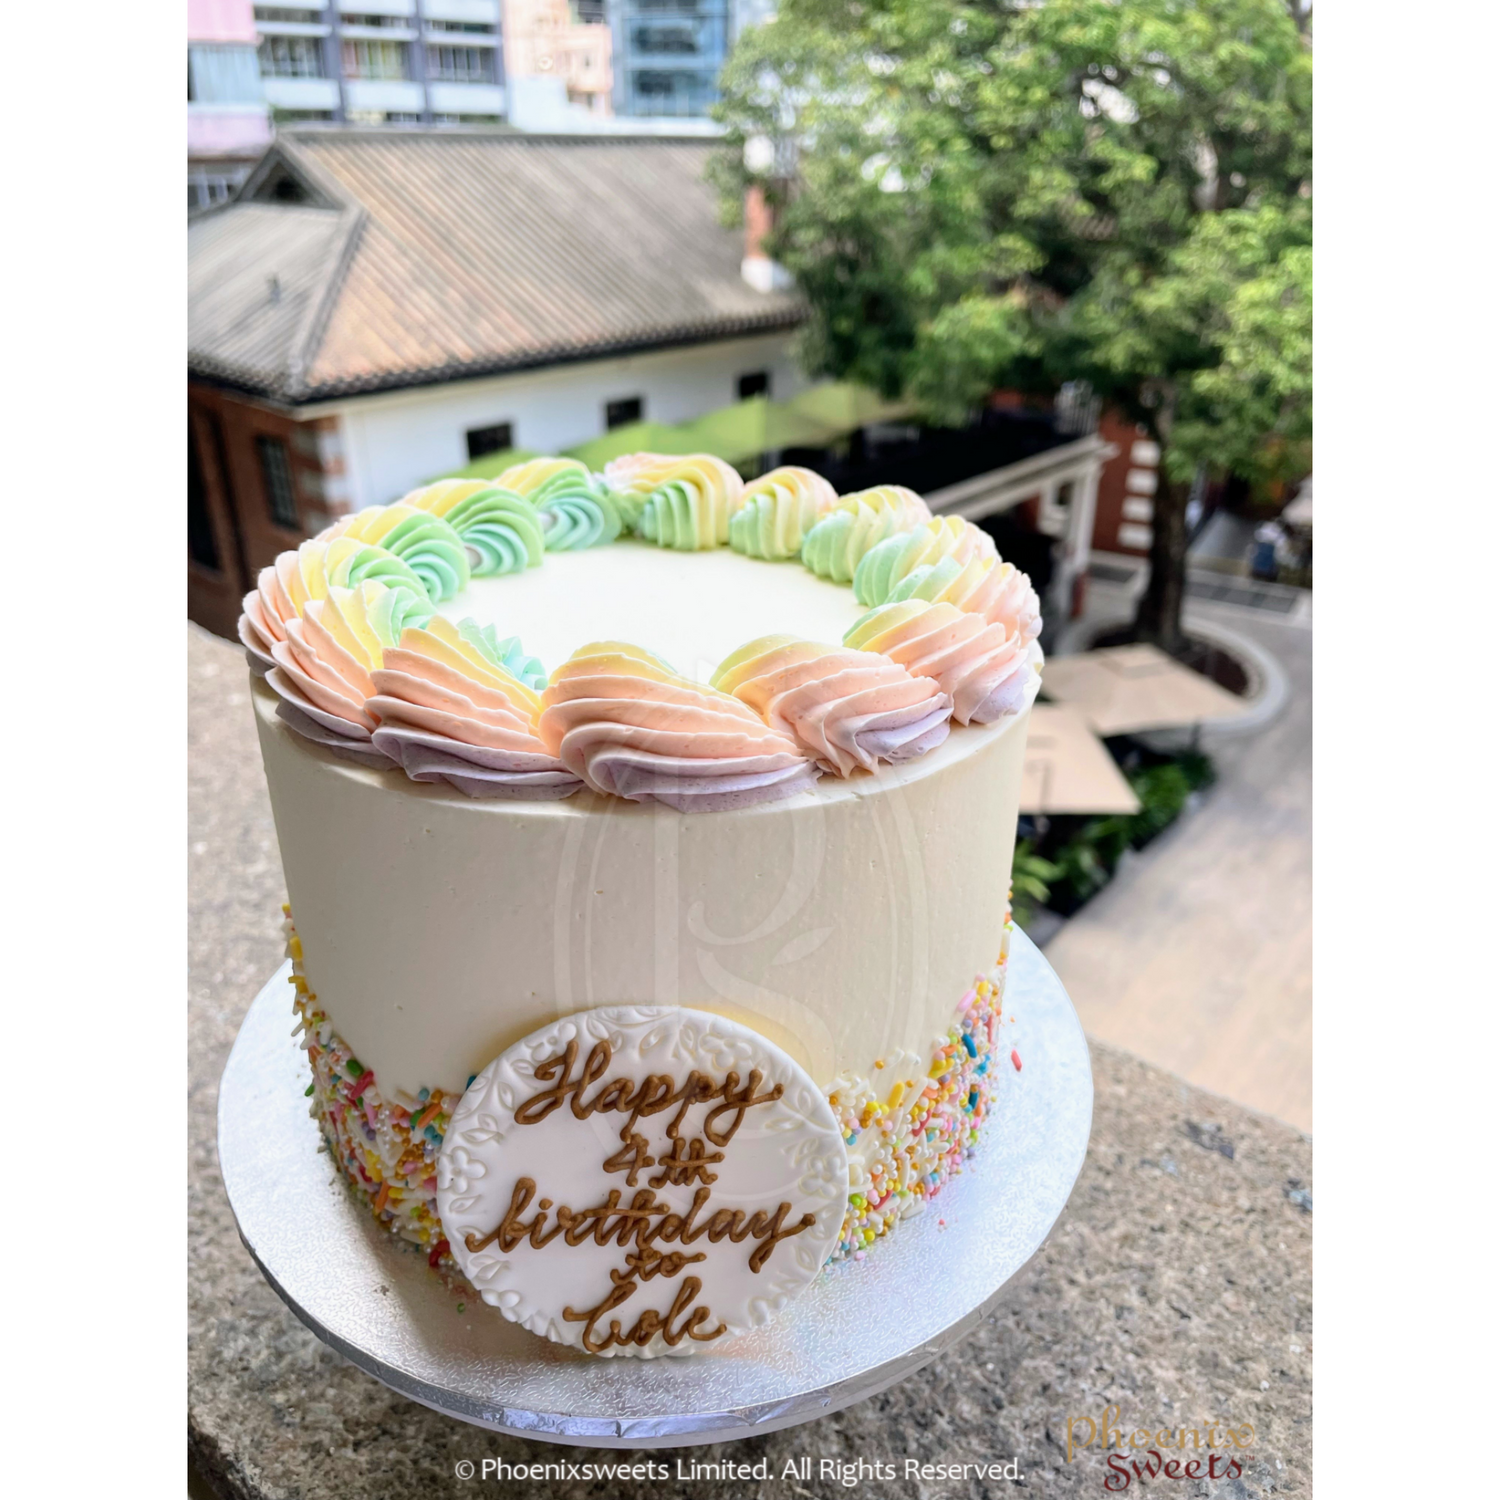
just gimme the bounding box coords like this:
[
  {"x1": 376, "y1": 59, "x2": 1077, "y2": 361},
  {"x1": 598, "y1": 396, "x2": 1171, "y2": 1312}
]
[
  {"x1": 341, "y1": 39, "x2": 409, "y2": 80},
  {"x1": 428, "y1": 46, "x2": 495, "y2": 84},
  {"x1": 256, "y1": 436, "x2": 301, "y2": 530},
  {"x1": 466, "y1": 422, "x2": 513, "y2": 461},
  {"x1": 606, "y1": 397, "x2": 644, "y2": 430},
  {"x1": 189, "y1": 425, "x2": 222, "y2": 571},
  {"x1": 258, "y1": 35, "x2": 325, "y2": 78},
  {"x1": 737, "y1": 371, "x2": 770, "y2": 400}
]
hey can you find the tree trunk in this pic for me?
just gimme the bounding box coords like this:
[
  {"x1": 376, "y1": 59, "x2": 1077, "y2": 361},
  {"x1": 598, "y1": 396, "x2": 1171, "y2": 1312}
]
[{"x1": 1130, "y1": 460, "x2": 1191, "y2": 655}]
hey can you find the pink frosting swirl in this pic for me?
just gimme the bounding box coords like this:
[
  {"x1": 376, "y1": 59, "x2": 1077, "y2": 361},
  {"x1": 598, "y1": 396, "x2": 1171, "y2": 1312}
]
[
  {"x1": 367, "y1": 619, "x2": 582, "y2": 800},
  {"x1": 931, "y1": 556, "x2": 1043, "y2": 641},
  {"x1": 265, "y1": 585, "x2": 396, "y2": 768},
  {"x1": 844, "y1": 601, "x2": 1041, "y2": 726},
  {"x1": 711, "y1": 635, "x2": 952, "y2": 776},
  {"x1": 538, "y1": 642, "x2": 820, "y2": 811},
  {"x1": 239, "y1": 541, "x2": 330, "y2": 675}
]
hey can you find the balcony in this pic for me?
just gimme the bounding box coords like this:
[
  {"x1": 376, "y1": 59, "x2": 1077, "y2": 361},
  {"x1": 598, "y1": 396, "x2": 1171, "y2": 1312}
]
[
  {"x1": 343, "y1": 78, "x2": 426, "y2": 113},
  {"x1": 426, "y1": 80, "x2": 505, "y2": 116},
  {"x1": 421, "y1": 0, "x2": 499, "y2": 21},
  {"x1": 335, "y1": 0, "x2": 415, "y2": 15},
  {"x1": 261, "y1": 76, "x2": 341, "y2": 110}
]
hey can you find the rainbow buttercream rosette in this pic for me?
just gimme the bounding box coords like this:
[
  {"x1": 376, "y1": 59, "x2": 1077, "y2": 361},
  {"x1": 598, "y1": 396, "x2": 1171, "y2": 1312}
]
[{"x1": 237, "y1": 452, "x2": 1043, "y2": 809}]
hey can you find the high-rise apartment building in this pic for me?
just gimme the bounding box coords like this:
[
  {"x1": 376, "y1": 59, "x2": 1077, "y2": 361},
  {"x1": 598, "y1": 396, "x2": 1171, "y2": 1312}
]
[
  {"x1": 189, "y1": 0, "x2": 273, "y2": 209},
  {"x1": 606, "y1": 0, "x2": 768, "y2": 119},
  {"x1": 253, "y1": 2, "x2": 508, "y2": 125}
]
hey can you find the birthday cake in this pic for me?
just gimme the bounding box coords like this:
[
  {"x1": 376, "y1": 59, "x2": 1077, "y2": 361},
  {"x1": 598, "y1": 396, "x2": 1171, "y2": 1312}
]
[{"x1": 240, "y1": 455, "x2": 1041, "y2": 1356}]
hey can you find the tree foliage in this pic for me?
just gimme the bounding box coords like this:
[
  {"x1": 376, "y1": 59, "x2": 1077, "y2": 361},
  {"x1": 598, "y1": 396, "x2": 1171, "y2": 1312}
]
[{"x1": 713, "y1": 0, "x2": 1312, "y2": 647}]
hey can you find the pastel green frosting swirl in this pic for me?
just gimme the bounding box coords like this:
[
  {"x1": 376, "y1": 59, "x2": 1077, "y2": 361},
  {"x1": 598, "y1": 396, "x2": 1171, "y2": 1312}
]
[
  {"x1": 455, "y1": 618, "x2": 547, "y2": 691},
  {"x1": 366, "y1": 579, "x2": 435, "y2": 641},
  {"x1": 328, "y1": 543, "x2": 435, "y2": 605},
  {"x1": 800, "y1": 506, "x2": 899, "y2": 584},
  {"x1": 728, "y1": 492, "x2": 803, "y2": 560},
  {"x1": 889, "y1": 555, "x2": 964, "y2": 606},
  {"x1": 854, "y1": 528, "x2": 934, "y2": 605},
  {"x1": 440, "y1": 487, "x2": 545, "y2": 576},
  {"x1": 367, "y1": 511, "x2": 470, "y2": 601},
  {"x1": 636, "y1": 481, "x2": 717, "y2": 550},
  {"x1": 530, "y1": 470, "x2": 624, "y2": 551}
]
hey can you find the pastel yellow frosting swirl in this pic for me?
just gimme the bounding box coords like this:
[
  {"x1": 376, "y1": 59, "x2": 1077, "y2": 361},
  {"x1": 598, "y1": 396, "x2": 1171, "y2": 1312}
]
[
  {"x1": 800, "y1": 485, "x2": 932, "y2": 583},
  {"x1": 402, "y1": 480, "x2": 545, "y2": 575},
  {"x1": 262, "y1": 582, "x2": 431, "y2": 772},
  {"x1": 367, "y1": 618, "x2": 582, "y2": 800},
  {"x1": 605, "y1": 454, "x2": 745, "y2": 550},
  {"x1": 539, "y1": 641, "x2": 817, "y2": 810},
  {"x1": 496, "y1": 458, "x2": 624, "y2": 551},
  {"x1": 852, "y1": 516, "x2": 997, "y2": 606},
  {"x1": 712, "y1": 634, "x2": 953, "y2": 776},
  {"x1": 239, "y1": 539, "x2": 432, "y2": 673},
  {"x1": 844, "y1": 600, "x2": 1038, "y2": 726},
  {"x1": 727, "y1": 466, "x2": 840, "y2": 560},
  {"x1": 889, "y1": 555, "x2": 1043, "y2": 641},
  {"x1": 323, "y1": 503, "x2": 471, "y2": 600}
]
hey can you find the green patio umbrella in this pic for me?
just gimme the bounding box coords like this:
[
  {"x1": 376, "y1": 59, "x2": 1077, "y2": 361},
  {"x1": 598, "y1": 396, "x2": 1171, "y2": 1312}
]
[
  {"x1": 679, "y1": 396, "x2": 843, "y2": 465},
  {"x1": 783, "y1": 381, "x2": 915, "y2": 431},
  {"x1": 563, "y1": 420, "x2": 705, "y2": 471}
]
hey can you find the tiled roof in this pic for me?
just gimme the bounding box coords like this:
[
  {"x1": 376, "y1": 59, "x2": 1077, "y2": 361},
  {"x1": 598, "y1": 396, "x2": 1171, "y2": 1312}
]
[{"x1": 188, "y1": 131, "x2": 805, "y2": 403}]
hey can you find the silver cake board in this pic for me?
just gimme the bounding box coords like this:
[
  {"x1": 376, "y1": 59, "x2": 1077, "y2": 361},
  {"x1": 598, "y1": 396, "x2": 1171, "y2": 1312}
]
[{"x1": 217, "y1": 928, "x2": 1093, "y2": 1449}]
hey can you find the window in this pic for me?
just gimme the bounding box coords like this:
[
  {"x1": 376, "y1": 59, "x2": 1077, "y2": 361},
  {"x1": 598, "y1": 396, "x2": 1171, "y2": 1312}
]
[
  {"x1": 632, "y1": 23, "x2": 701, "y2": 54},
  {"x1": 341, "y1": 39, "x2": 408, "y2": 80},
  {"x1": 737, "y1": 371, "x2": 770, "y2": 400},
  {"x1": 427, "y1": 45, "x2": 495, "y2": 84},
  {"x1": 188, "y1": 44, "x2": 264, "y2": 104},
  {"x1": 466, "y1": 422, "x2": 513, "y2": 461},
  {"x1": 254, "y1": 6, "x2": 321, "y2": 21},
  {"x1": 426, "y1": 18, "x2": 499, "y2": 34},
  {"x1": 256, "y1": 435, "x2": 301, "y2": 530},
  {"x1": 606, "y1": 397, "x2": 644, "y2": 430},
  {"x1": 188, "y1": 167, "x2": 250, "y2": 211},
  {"x1": 258, "y1": 35, "x2": 325, "y2": 78},
  {"x1": 189, "y1": 424, "x2": 222, "y2": 571}
]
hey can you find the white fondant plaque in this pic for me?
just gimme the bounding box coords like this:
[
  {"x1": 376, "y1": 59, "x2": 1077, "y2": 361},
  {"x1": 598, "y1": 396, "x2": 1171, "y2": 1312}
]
[{"x1": 437, "y1": 1005, "x2": 849, "y2": 1358}]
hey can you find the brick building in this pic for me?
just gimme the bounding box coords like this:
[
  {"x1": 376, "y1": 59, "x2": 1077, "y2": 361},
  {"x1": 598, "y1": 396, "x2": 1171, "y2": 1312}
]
[{"x1": 187, "y1": 130, "x2": 806, "y2": 636}]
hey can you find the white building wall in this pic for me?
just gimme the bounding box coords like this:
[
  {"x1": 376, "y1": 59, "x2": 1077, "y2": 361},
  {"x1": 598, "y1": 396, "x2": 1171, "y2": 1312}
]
[{"x1": 321, "y1": 332, "x2": 807, "y2": 507}]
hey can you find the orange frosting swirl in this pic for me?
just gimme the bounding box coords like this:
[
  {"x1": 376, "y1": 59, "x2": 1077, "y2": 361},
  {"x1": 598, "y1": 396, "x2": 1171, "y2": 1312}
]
[
  {"x1": 843, "y1": 600, "x2": 1041, "y2": 726},
  {"x1": 367, "y1": 618, "x2": 582, "y2": 800},
  {"x1": 538, "y1": 642, "x2": 819, "y2": 810},
  {"x1": 711, "y1": 635, "x2": 953, "y2": 776},
  {"x1": 264, "y1": 582, "x2": 426, "y2": 767},
  {"x1": 888, "y1": 554, "x2": 1042, "y2": 641}
]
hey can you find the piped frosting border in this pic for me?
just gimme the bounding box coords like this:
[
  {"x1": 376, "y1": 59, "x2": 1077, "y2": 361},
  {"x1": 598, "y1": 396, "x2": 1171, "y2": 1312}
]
[{"x1": 240, "y1": 458, "x2": 1043, "y2": 810}]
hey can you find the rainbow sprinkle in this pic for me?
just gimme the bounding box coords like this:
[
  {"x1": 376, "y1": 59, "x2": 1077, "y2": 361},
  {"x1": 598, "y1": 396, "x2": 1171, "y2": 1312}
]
[
  {"x1": 284, "y1": 905, "x2": 1021, "y2": 1284},
  {"x1": 823, "y1": 918, "x2": 1019, "y2": 1263},
  {"x1": 286, "y1": 907, "x2": 458, "y2": 1275}
]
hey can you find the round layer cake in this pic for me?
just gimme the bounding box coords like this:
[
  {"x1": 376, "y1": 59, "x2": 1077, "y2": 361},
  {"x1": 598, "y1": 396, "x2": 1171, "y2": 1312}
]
[{"x1": 240, "y1": 458, "x2": 1041, "y2": 1350}]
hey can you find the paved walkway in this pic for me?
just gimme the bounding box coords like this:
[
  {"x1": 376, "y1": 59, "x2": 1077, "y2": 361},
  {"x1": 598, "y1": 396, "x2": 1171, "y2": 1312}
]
[{"x1": 1043, "y1": 583, "x2": 1312, "y2": 1133}]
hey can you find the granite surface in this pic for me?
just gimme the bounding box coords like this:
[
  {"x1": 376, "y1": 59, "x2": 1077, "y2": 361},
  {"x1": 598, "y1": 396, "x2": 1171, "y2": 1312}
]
[{"x1": 189, "y1": 625, "x2": 1312, "y2": 1499}]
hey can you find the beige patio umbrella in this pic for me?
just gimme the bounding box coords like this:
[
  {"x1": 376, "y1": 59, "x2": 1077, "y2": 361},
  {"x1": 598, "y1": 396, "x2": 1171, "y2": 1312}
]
[
  {"x1": 1020, "y1": 705, "x2": 1141, "y2": 815},
  {"x1": 1040, "y1": 644, "x2": 1245, "y2": 737}
]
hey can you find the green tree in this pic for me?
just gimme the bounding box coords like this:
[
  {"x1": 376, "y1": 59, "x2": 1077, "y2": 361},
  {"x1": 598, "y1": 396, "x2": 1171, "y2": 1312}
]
[{"x1": 714, "y1": 0, "x2": 1311, "y2": 651}]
